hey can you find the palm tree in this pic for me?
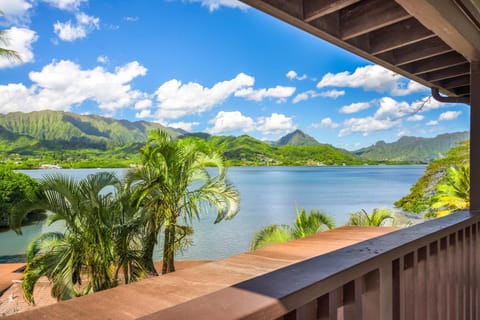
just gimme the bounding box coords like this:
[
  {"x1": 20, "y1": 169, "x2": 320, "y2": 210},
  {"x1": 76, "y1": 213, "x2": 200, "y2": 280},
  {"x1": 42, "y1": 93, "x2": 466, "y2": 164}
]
[
  {"x1": 0, "y1": 11, "x2": 21, "y2": 61},
  {"x1": 250, "y1": 208, "x2": 335, "y2": 250},
  {"x1": 16, "y1": 172, "x2": 146, "y2": 304},
  {"x1": 431, "y1": 164, "x2": 470, "y2": 217},
  {"x1": 348, "y1": 207, "x2": 394, "y2": 226},
  {"x1": 128, "y1": 130, "x2": 240, "y2": 274}
]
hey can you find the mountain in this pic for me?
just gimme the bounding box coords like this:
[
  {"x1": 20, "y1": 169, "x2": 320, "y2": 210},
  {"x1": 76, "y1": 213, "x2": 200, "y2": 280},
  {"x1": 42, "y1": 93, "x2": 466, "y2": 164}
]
[
  {"x1": 0, "y1": 110, "x2": 180, "y2": 151},
  {"x1": 354, "y1": 132, "x2": 469, "y2": 162},
  {"x1": 276, "y1": 129, "x2": 320, "y2": 146}
]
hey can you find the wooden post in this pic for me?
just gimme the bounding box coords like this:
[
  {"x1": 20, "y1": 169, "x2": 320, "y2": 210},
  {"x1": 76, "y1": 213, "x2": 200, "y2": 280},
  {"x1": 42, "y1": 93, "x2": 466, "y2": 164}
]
[{"x1": 471, "y1": 62, "x2": 480, "y2": 211}]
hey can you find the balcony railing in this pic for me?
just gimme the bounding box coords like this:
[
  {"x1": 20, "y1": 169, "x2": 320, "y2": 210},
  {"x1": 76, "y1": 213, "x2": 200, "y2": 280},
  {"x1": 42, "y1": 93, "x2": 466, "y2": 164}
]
[{"x1": 7, "y1": 210, "x2": 479, "y2": 319}]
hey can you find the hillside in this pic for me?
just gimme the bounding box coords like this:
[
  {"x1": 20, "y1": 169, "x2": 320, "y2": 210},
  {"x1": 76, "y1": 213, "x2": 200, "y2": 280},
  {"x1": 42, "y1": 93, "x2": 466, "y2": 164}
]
[
  {"x1": 0, "y1": 110, "x2": 179, "y2": 148},
  {"x1": 275, "y1": 129, "x2": 320, "y2": 146},
  {"x1": 354, "y1": 132, "x2": 469, "y2": 162}
]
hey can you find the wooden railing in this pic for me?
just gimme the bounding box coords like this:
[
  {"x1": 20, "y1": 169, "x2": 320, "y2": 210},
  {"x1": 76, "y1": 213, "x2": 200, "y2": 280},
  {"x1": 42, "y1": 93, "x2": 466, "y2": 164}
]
[{"x1": 140, "y1": 210, "x2": 480, "y2": 320}]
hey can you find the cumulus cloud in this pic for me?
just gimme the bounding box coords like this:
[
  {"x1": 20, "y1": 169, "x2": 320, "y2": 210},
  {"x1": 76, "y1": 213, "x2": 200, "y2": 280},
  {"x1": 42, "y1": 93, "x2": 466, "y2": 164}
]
[
  {"x1": 134, "y1": 99, "x2": 152, "y2": 110},
  {"x1": 183, "y1": 0, "x2": 248, "y2": 11},
  {"x1": 339, "y1": 102, "x2": 371, "y2": 114},
  {"x1": 167, "y1": 121, "x2": 200, "y2": 132},
  {"x1": 54, "y1": 12, "x2": 99, "y2": 42},
  {"x1": 319, "y1": 89, "x2": 345, "y2": 99},
  {"x1": 0, "y1": 27, "x2": 37, "y2": 68},
  {"x1": 0, "y1": 60, "x2": 147, "y2": 114},
  {"x1": 257, "y1": 113, "x2": 295, "y2": 135},
  {"x1": 234, "y1": 85, "x2": 296, "y2": 103},
  {"x1": 439, "y1": 111, "x2": 462, "y2": 121},
  {"x1": 135, "y1": 109, "x2": 151, "y2": 119},
  {"x1": 96, "y1": 55, "x2": 109, "y2": 64},
  {"x1": 427, "y1": 120, "x2": 439, "y2": 126},
  {"x1": 339, "y1": 117, "x2": 400, "y2": 137},
  {"x1": 42, "y1": 0, "x2": 87, "y2": 11},
  {"x1": 286, "y1": 70, "x2": 307, "y2": 81},
  {"x1": 154, "y1": 73, "x2": 254, "y2": 120},
  {"x1": 407, "y1": 114, "x2": 424, "y2": 122},
  {"x1": 0, "y1": 0, "x2": 32, "y2": 26},
  {"x1": 317, "y1": 65, "x2": 427, "y2": 96},
  {"x1": 312, "y1": 117, "x2": 339, "y2": 129},
  {"x1": 207, "y1": 111, "x2": 255, "y2": 134}
]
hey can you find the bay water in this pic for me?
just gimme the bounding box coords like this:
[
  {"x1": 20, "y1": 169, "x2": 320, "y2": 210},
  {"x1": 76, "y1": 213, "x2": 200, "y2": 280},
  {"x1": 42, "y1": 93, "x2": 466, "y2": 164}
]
[{"x1": 0, "y1": 165, "x2": 425, "y2": 261}]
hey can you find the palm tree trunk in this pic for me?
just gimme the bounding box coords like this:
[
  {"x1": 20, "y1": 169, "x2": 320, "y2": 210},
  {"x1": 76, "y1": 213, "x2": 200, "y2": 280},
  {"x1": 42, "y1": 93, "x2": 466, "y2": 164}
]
[
  {"x1": 143, "y1": 232, "x2": 158, "y2": 276},
  {"x1": 162, "y1": 224, "x2": 176, "y2": 274}
]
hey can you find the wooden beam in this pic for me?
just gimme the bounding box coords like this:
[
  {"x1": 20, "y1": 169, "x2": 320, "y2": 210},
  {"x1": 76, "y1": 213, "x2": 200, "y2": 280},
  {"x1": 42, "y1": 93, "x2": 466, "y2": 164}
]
[
  {"x1": 401, "y1": 51, "x2": 467, "y2": 75},
  {"x1": 376, "y1": 37, "x2": 453, "y2": 66},
  {"x1": 340, "y1": 0, "x2": 410, "y2": 40},
  {"x1": 470, "y1": 61, "x2": 480, "y2": 210},
  {"x1": 434, "y1": 75, "x2": 470, "y2": 90},
  {"x1": 348, "y1": 18, "x2": 435, "y2": 55},
  {"x1": 421, "y1": 63, "x2": 471, "y2": 82},
  {"x1": 452, "y1": 85, "x2": 470, "y2": 96},
  {"x1": 304, "y1": 0, "x2": 360, "y2": 22},
  {"x1": 395, "y1": 0, "x2": 480, "y2": 61}
]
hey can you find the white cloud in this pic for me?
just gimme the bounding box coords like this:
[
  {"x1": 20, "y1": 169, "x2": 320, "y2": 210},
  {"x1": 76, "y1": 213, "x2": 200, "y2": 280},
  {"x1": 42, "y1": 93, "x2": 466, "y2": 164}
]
[
  {"x1": 313, "y1": 117, "x2": 339, "y2": 129},
  {"x1": 96, "y1": 55, "x2": 109, "y2": 64},
  {"x1": 439, "y1": 111, "x2": 462, "y2": 121},
  {"x1": 135, "y1": 109, "x2": 151, "y2": 119},
  {"x1": 123, "y1": 16, "x2": 139, "y2": 22},
  {"x1": 234, "y1": 85, "x2": 296, "y2": 103},
  {"x1": 340, "y1": 102, "x2": 371, "y2": 114},
  {"x1": 167, "y1": 121, "x2": 200, "y2": 132},
  {"x1": 0, "y1": 27, "x2": 37, "y2": 68},
  {"x1": 319, "y1": 89, "x2": 345, "y2": 99},
  {"x1": 373, "y1": 97, "x2": 411, "y2": 120},
  {"x1": 134, "y1": 99, "x2": 152, "y2": 110},
  {"x1": 339, "y1": 117, "x2": 400, "y2": 137},
  {"x1": 184, "y1": 0, "x2": 248, "y2": 11},
  {"x1": 317, "y1": 65, "x2": 427, "y2": 96},
  {"x1": 427, "y1": 120, "x2": 439, "y2": 126},
  {"x1": 292, "y1": 91, "x2": 311, "y2": 104},
  {"x1": 0, "y1": 0, "x2": 32, "y2": 26},
  {"x1": 257, "y1": 113, "x2": 295, "y2": 135},
  {"x1": 0, "y1": 60, "x2": 147, "y2": 114},
  {"x1": 407, "y1": 114, "x2": 424, "y2": 122},
  {"x1": 154, "y1": 73, "x2": 254, "y2": 119},
  {"x1": 286, "y1": 70, "x2": 307, "y2": 81},
  {"x1": 207, "y1": 111, "x2": 255, "y2": 134},
  {"x1": 54, "y1": 12, "x2": 99, "y2": 42},
  {"x1": 42, "y1": 0, "x2": 87, "y2": 11}
]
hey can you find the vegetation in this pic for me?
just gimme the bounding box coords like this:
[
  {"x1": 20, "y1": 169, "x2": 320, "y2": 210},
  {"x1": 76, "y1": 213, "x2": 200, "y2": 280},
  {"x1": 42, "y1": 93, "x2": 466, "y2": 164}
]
[
  {"x1": 347, "y1": 208, "x2": 395, "y2": 226},
  {"x1": 395, "y1": 140, "x2": 469, "y2": 215},
  {"x1": 0, "y1": 12, "x2": 21, "y2": 61},
  {"x1": 0, "y1": 167, "x2": 40, "y2": 228},
  {"x1": 128, "y1": 130, "x2": 240, "y2": 274},
  {"x1": 275, "y1": 129, "x2": 320, "y2": 146},
  {"x1": 431, "y1": 164, "x2": 470, "y2": 217},
  {"x1": 12, "y1": 172, "x2": 147, "y2": 304},
  {"x1": 250, "y1": 208, "x2": 335, "y2": 250},
  {"x1": 354, "y1": 132, "x2": 469, "y2": 163}
]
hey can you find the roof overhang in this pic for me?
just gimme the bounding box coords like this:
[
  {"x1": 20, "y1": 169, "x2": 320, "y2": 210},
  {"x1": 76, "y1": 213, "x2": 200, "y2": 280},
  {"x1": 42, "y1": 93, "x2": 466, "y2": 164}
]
[{"x1": 240, "y1": 0, "x2": 480, "y2": 103}]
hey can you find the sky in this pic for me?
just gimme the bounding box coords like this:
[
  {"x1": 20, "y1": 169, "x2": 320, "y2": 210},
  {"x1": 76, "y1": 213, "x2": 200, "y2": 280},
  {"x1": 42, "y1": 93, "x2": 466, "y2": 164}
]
[{"x1": 0, "y1": 0, "x2": 470, "y2": 150}]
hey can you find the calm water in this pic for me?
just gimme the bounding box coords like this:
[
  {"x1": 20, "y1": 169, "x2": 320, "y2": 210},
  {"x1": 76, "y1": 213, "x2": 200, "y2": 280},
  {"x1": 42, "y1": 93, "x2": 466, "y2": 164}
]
[{"x1": 0, "y1": 166, "x2": 425, "y2": 261}]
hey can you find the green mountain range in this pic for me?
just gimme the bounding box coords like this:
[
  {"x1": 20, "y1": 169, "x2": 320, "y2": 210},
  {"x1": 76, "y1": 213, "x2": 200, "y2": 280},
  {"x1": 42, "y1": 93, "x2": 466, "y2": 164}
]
[
  {"x1": 353, "y1": 132, "x2": 469, "y2": 162},
  {"x1": 275, "y1": 129, "x2": 320, "y2": 146},
  {"x1": 0, "y1": 110, "x2": 470, "y2": 168}
]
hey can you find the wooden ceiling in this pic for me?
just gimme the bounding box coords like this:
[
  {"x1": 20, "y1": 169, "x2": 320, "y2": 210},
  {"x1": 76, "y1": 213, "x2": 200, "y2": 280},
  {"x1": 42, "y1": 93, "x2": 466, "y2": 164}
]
[{"x1": 240, "y1": 0, "x2": 480, "y2": 103}]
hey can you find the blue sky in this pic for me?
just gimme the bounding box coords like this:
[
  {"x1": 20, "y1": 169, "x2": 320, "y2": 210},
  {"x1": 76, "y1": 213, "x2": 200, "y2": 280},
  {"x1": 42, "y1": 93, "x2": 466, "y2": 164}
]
[{"x1": 0, "y1": 0, "x2": 470, "y2": 150}]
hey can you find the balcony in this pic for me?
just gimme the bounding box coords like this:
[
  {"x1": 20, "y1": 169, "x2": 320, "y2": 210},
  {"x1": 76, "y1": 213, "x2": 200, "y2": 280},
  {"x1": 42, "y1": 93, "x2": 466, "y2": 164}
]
[{"x1": 6, "y1": 210, "x2": 479, "y2": 319}]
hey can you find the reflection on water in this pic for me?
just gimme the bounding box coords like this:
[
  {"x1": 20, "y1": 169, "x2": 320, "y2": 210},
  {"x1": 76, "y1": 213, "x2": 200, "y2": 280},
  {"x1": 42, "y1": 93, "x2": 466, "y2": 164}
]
[{"x1": 1, "y1": 166, "x2": 425, "y2": 261}]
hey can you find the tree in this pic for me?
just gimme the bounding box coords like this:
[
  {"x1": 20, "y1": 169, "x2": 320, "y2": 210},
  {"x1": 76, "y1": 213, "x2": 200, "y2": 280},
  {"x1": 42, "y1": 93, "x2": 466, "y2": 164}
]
[
  {"x1": 17, "y1": 172, "x2": 146, "y2": 304},
  {"x1": 250, "y1": 208, "x2": 335, "y2": 250},
  {"x1": 0, "y1": 167, "x2": 40, "y2": 229},
  {"x1": 0, "y1": 11, "x2": 21, "y2": 61},
  {"x1": 431, "y1": 164, "x2": 470, "y2": 217},
  {"x1": 128, "y1": 130, "x2": 240, "y2": 274},
  {"x1": 348, "y1": 208, "x2": 394, "y2": 226}
]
